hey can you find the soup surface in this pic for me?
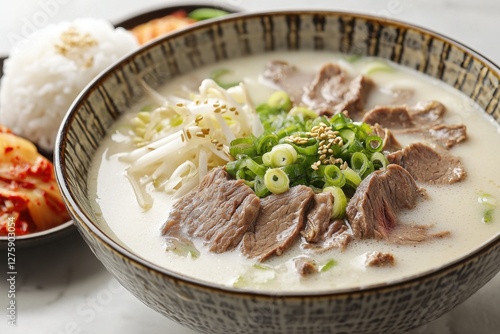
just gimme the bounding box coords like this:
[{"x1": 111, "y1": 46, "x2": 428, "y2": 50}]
[{"x1": 88, "y1": 51, "x2": 500, "y2": 292}]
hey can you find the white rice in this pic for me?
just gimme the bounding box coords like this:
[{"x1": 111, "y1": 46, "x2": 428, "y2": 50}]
[{"x1": 0, "y1": 18, "x2": 139, "y2": 152}]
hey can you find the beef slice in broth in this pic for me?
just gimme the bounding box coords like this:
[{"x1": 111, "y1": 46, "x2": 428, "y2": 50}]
[
  {"x1": 262, "y1": 60, "x2": 314, "y2": 105},
  {"x1": 304, "y1": 63, "x2": 374, "y2": 117},
  {"x1": 241, "y1": 185, "x2": 315, "y2": 262},
  {"x1": 387, "y1": 142, "x2": 466, "y2": 184},
  {"x1": 370, "y1": 123, "x2": 403, "y2": 152},
  {"x1": 301, "y1": 191, "x2": 334, "y2": 243},
  {"x1": 427, "y1": 124, "x2": 467, "y2": 148},
  {"x1": 346, "y1": 164, "x2": 438, "y2": 243},
  {"x1": 162, "y1": 167, "x2": 260, "y2": 253},
  {"x1": 301, "y1": 192, "x2": 353, "y2": 252},
  {"x1": 263, "y1": 61, "x2": 373, "y2": 117}
]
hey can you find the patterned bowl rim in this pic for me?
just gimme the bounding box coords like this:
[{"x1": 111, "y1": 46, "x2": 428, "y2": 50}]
[{"x1": 55, "y1": 9, "x2": 500, "y2": 298}]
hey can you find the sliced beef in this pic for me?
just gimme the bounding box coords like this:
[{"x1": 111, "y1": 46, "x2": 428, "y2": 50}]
[
  {"x1": 362, "y1": 105, "x2": 416, "y2": 129},
  {"x1": 371, "y1": 123, "x2": 403, "y2": 152},
  {"x1": 427, "y1": 124, "x2": 467, "y2": 148},
  {"x1": 387, "y1": 142, "x2": 466, "y2": 184},
  {"x1": 409, "y1": 100, "x2": 446, "y2": 125},
  {"x1": 346, "y1": 164, "x2": 428, "y2": 241},
  {"x1": 302, "y1": 192, "x2": 334, "y2": 243},
  {"x1": 364, "y1": 251, "x2": 395, "y2": 267},
  {"x1": 301, "y1": 219, "x2": 353, "y2": 252},
  {"x1": 263, "y1": 60, "x2": 314, "y2": 104},
  {"x1": 294, "y1": 257, "x2": 318, "y2": 276},
  {"x1": 301, "y1": 192, "x2": 353, "y2": 252},
  {"x1": 241, "y1": 185, "x2": 314, "y2": 262},
  {"x1": 304, "y1": 63, "x2": 374, "y2": 117},
  {"x1": 162, "y1": 167, "x2": 260, "y2": 253},
  {"x1": 388, "y1": 225, "x2": 450, "y2": 244},
  {"x1": 363, "y1": 101, "x2": 446, "y2": 129}
]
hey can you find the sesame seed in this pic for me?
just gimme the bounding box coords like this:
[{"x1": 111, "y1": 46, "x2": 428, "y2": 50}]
[
  {"x1": 214, "y1": 108, "x2": 221, "y2": 113},
  {"x1": 195, "y1": 131, "x2": 205, "y2": 138},
  {"x1": 176, "y1": 102, "x2": 184, "y2": 107}
]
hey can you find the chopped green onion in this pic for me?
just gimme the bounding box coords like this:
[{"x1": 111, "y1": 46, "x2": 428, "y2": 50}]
[
  {"x1": 226, "y1": 105, "x2": 384, "y2": 199},
  {"x1": 370, "y1": 152, "x2": 389, "y2": 169},
  {"x1": 323, "y1": 186, "x2": 347, "y2": 218},
  {"x1": 264, "y1": 168, "x2": 290, "y2": 194},
  {"x1": 483, "y1": 209, "x2": 494, "y2": 223},
  {"x1": 253, "y1": 263, "x2": 273, "y2": 270},
  {"x1": 350, "y1": 152, "x2": 369, "y2": 175},
  {"x1": 289, "y1": 141, "x2": 318, "y2": 156},
  {"x1": 365, "y1": 135, "x2": 384, "y2": 153},
  {"x1": 280, "y1": 164, "x2": 306, "y2": 180},
  {"x1": 242, "y1": 157, "x2": 267, "y2": 177},
  {"x1": 267, "y1": 91, "x2": 292, "y2": 112},
  {"x1": 165, "y1": 237, "x2": 200, "y2": 259},
  {"x1": 362, "y1": 161, "x2": 375, "y2": 179},
  {"x1": 289, "y1": 106, "x2": 317, "y2": 119},
  {"x1": 362, "y1": 60, "x2": 394, "y2": 75},
  {"x1": 256, "y1": 133, "x2": 279, "y2": 155},
  {"x1": 345, "y1": 54, "x2": 361, "y2": 63},
  {"x1": 319, "y1": 259, "x2": 338, "y2": 272},
  {"x1": 229, "y1": 137, "x2": 255, "y2": 157},
  {"x1": 188, "y1": 8, "x2": 229, "y2": 21},
  {"x1": 339, "y1": 128, "x2": 355, "y2": 146},
  {"x1": 342, "y1": 167, "x2": 362, "y2": 188},
  {"x1": 269, "y1": 143, "x2": 298, "y2": 167},
  {"x1": 254, "y1": 175, "x2": 270, "y2": 197},
  {"x1": 210, "y1": 68, "x2": 239, "y2": 89},
  {"x1": 478, "y1": 192, "x2": 497, "y2": 224},
  {"x1": 321, "y1": 165, "x2": 346, "y2": 188}
]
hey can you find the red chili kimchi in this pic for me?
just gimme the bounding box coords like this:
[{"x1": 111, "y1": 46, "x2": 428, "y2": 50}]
[{"x1": 0, "y1": 126, "x2": 70, "y2": 236}]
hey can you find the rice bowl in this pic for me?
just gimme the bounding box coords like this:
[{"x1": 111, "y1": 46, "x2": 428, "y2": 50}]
[{"x1": 0, "y1": 18, "x2": 138, "y2": 152}]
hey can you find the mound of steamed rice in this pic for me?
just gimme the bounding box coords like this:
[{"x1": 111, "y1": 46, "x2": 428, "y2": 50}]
[{"x1": 0, "y1": 18, "x2": 139, "y2": 152}]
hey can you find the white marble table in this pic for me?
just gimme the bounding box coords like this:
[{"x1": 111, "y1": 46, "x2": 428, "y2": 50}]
[{"x1": 1, "y1": 1, "x2": 499, "y2": 333}]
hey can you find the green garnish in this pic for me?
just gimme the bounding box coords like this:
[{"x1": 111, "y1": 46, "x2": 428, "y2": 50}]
[
  {"x1": 209, "y1": 68, "x2": 240, "y2": 89},
  {"x1": 361, "y1": 60, "x2": 395, "y2": 76},
  {"x1": 165, "y1": 237, "x2": 200, "y2": 259},
  {"x1": 225, "y1": 91, "x2": 387, "y2": 218},
  {"x1": 478, "y1": 192, "x2": 497, "y2": 224},
  {"x1": 319, "y1": 259, "x2": 338, "y2": 272},
  {"x1": 264, "y1": 168, "x2": 290, "y2": 195},
  {"x1": 253, "y1": 263, "x2": 273, "y2": 270}
]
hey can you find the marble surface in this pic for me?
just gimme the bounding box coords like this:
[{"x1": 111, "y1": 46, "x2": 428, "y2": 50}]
[{"x1": 1, "y1": 0, "x2": 499, "y2": 333}]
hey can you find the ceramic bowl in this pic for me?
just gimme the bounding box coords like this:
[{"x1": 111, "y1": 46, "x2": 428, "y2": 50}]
[{"x1": 55, "y1": 11, "x2": 500, "y2": 334}]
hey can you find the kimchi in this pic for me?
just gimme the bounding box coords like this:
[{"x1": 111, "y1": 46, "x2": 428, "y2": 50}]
[{"x1": 0, "y1": 126, "x2": 70, "y2": 236}]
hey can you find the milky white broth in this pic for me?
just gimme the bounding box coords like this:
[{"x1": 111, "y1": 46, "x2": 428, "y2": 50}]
[{"x1": 88, "y1": 51, "x2": 500, "y2": 292}]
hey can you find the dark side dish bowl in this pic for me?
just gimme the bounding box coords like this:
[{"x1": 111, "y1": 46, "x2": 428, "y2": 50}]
[{"x1": 55, "y1": 11, "x2": 500, "y2": 334}]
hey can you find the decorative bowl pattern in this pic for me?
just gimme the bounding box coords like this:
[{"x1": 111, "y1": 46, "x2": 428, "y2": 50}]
[{"x1": 55, "y1": 11, "x2": 500, "y2": 334}]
